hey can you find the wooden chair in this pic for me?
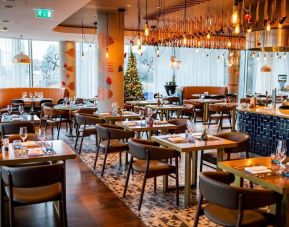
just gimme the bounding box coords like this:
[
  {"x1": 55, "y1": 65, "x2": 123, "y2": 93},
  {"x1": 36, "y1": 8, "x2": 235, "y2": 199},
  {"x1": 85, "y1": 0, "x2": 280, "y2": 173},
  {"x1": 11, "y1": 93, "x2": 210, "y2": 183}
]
[
  {"x1": 0, "y1": 122, "x2": 35, "y2": 138},
  {"x1": 74, "y1": 114, "x2": 105, "y2": 154},
  {"x1": 167, "y1": 118, "x2": 187, "y2": 134},
  {"x1": 194, "y1": 171, "x2": 281, "y2": 227},
  {"x1": 1, "y1": 163, "x2": 67, "y2": 227},
  {"x1": 94, "y1": 124, "x2": 134, "y2": 177},
  {"x1": 123, "y1": 138, "x2": 179, "y2": 211},
  {"x1": 207, "y1": 104, "x2": 232, "y2": 131}
]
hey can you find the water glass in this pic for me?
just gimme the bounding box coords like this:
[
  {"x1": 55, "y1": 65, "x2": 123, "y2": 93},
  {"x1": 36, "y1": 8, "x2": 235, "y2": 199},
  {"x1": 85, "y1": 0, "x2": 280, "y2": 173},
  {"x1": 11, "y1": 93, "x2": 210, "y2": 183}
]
[
  {"x1": 18, "y1": 105, "x2": 24, "y2": 116},
  {"x1": 13, "y1": 140, "x2": 22, "y2": 150},
  {"x1": 38, "y1": 128, "x2": 46, "y2": 143},
  {"x1": 7, "y1": 105, "x2": 13, "y2": 115},
  {"x1": 19, "y1": 127, "x2": 28, "y2": 142}
]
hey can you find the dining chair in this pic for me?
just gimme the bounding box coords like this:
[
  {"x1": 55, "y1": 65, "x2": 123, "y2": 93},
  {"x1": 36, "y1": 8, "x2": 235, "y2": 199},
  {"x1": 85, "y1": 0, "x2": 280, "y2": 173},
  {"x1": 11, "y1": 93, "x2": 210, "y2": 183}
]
[
  {"x1": 1, "y1": 162, "x2": 67, "y2": 227},
  {"x1": 11, "y1": 99, "x2": 24, "y2": 108},
  {"x1": 74, "y1": 113, "x2": 105, "y2": 154},
  {"x1": 94, "y1": 124, "x2": 135, "y2": 177},
  {"x1": 40, "y1": 102, "x2": 55, "y2": 128},
  {"x1": 207, "y1": 104, "x2": 231, "y2": 131},
  {"x1": 167, "y1": 118, "x2": 187, "y2": 134},
  {"x1": 180, "y1": 103, "x2": 195, "y2": 119},
  {"x1": 194, "y1": 171, "x2": 281, "y2": 227},
  {"x1": 162, "y1": 96, "x2": 180, "y2": 105},
  {"x1": 42, "y1": 106, "x2": 70, "y2": 139},
  {"x1": 0, "y1": 122, "x2": 35, "y2": 138},
  {"x1": 123, "y1": 138, "x2": 179, "y2": 211},
  {"x1": 7, "y1": 133, "x2": 39, "y2": 143}
]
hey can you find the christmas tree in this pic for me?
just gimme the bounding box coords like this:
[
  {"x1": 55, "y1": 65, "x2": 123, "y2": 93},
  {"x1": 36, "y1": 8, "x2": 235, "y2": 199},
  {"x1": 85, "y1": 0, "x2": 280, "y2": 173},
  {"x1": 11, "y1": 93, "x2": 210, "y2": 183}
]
[{"x1": 124, "y1": 50, "x2": 144, "y2": 100}]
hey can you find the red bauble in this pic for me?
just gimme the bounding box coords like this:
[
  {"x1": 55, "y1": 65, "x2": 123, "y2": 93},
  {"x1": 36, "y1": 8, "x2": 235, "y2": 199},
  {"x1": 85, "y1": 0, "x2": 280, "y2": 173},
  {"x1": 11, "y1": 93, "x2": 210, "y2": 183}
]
[
  {"x1": 61, "y1": 81, "x2": 66, "y2": 86},
  {"x1": 244, "y1": 13, "x2": 252, "y2": 21},
  {"x1": 106, "y1": 76, "x2": 112, "y2": 85},
  {"x1": 63, "y1": 63, "x2": 67, "y2": 68}
]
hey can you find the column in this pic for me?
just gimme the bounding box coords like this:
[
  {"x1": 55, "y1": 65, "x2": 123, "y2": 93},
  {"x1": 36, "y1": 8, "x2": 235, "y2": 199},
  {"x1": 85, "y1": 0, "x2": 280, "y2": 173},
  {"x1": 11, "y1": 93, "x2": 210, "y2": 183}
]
[
  {"x1": 59, "y1": 41, "x2": 76, "y2": 98},
  {"x1": 226, "y1": 50, "x2": 240, "y2": 96},
  {"x1": 97, "y1": 11, "x2": 124, "y2": 112}
]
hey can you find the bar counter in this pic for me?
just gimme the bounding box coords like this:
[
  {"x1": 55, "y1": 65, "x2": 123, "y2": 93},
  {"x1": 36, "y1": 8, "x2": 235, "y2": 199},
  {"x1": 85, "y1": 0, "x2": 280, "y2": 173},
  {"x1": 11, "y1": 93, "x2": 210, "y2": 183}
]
[{"x1": 237, "y1": 105, "x2": 289, "y2": 156}]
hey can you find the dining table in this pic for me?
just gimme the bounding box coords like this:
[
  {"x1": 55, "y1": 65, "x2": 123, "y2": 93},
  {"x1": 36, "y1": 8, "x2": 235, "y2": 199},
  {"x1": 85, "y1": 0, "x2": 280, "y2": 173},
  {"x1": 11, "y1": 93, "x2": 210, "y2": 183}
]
[
  {"x1": 218, "y1": 157, "x2": 289, "y2": 226},
  {"x1": 125, "y1": 100, "x2": 159, "y2": 106},
  {"x1": 145, "y1": 104, "x2": 186, "y2": 120},
  {"x1": 151, "y1": 133, "x2": 237, "y2": 207},
  {"x1": 1, "y1": 114, "x2": 41, "y2": 124},
  {"x1": 115, "y1": 120, "x2": 178, "y2": 139},
  {"x1": 20, "y1": 97, "x2": 53, "y2": 112},
  {"x1": 94, "y1": 111, "x2": 140, "y2": 124}
]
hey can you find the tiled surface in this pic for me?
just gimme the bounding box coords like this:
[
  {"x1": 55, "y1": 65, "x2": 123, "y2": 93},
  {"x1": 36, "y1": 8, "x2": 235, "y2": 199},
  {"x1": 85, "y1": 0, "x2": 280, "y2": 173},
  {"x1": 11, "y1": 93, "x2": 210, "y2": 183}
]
[{"x1": 238, "y1": 111, "x2": 289, "y2": 156}]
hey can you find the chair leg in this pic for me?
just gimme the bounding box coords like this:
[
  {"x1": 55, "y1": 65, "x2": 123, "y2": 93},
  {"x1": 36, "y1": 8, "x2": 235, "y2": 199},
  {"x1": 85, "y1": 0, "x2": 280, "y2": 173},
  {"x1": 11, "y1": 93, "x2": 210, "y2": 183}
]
[
  {"x1": 123, "y1": 156, "x2": 133, "y2": 198},
  {"x1": 101, "y1": 149, "x2": 109, "y2": 177},
  {"x1": 175, "y1": 156, "x2": 179, "y2": 206},
  {"x1": 60, "y1": 199, "x2": 68, "y2": 227},
  {"x1": 74, "y1": 129, "x2": 79, "y2": 150},
  {"x1": 138, "y1": 174, "x2": 147, "y2": 211},
  {"x1": 194, "y1": 195, "x2": 204, "y2": 227},
  {"x1": 199, "y1": 151, "x2": 204, "y2": 173},
  {"x1": 154, "y1": 177, "x2": 157, "y2": 192},
  {"x1": 8, "y1": 200, "x2": 14, "y2": 227},
  {"x1": 79, "y1": 135, "x2": 84, "y2": 155},
  {"x1": 44, "y1": 122, "x2": 48, "y2": 132},
  {"x1": 57, "y1": 122, "x2": 61, "y2": 139},
  {"x1": 0, "y1": 179, "x2": 4, "y2": 227},
  {"x1": 93, "y1": 144, "x2": 100, "y2": 169},
  {"x1": 119, "y1": 151, "x2": 122, "y2": 166}
]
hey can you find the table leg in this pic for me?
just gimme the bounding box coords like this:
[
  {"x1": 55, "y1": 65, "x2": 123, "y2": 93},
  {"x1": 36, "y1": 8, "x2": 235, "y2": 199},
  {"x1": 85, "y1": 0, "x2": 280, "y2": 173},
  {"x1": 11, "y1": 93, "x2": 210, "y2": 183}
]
[
  {"x1": 176, "y1": 110, "x2": 181, "y2": 119},
  {"x1": 136, "y1": 132, "x2": 141, "y2": 139},
  {"x1": 216, "y1": 148, "x2": 224, "y2": 171},
  {"x1": 191, "y1": 151, "x2": 198, "y2": 187},
  {"x1": 281, "y1": 193, "x2": 289, "y2": 226},
  {"x1": 184, "y1": 152, "x2": 192, "y2": 207},
  {"x1": 203, "y1": 103, "x2": 209, "y2": 123},
  {"x1": 232, "y1": 109, "x2": 237, "y2": 132}
]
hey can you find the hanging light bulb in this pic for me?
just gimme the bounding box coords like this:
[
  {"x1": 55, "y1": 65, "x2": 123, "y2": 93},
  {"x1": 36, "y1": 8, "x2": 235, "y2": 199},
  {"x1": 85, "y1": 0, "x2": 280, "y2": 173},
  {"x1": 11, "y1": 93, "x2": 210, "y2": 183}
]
[
  {"x1": 195, "y1": 49, "x2": 199, "y2": 53},
  {"x1": 105, "y1": 48, "x2": 109, "y2": 58},
  {"x1": 247, "y1": 23, "x2": 252, "y2": 33},
  {"x1": 198, "y1": 40, "x2": 201, "y2": 47},
  {"x1": 263, "y1": 54, "x2": 266, "y2": 61},
  {"x1": 138, "y1": 46, "x2": 142, "y2": 55},
  {"x1": 206, "y1": 33, "x2": 211, "y2": 39},
  {"x1": 252, "y1": 52, "x2": 256, "y2": 58},
  {"x1": 256, "y1": 54, "x2": 260, "y2": 60},
  {"x1": 136, "y1": 34, "x2": 141, "y2": 47},
  {"x1": 183, "y1": 33, "x2": 187, "y2": 45},
  {"x1": 227, "y1": 40, "x2": 232, "y2": 48},
  {"x1": 156, "y1": 46, "x2": 160, "y2": 57},
  {"x1": 283, "y1": 53, "x2": 287, "y2": 59},
  {"x1": 232, "y1": 2, "x2": 239, "y2": 25},
  {"x1": 217, "y1": 55, "x2": 220, "y2": 62},
  {"x1": 144, "y1": 22, "x2": 149, "y2": 37},
  {"x1": 81, "y1": 52, "x2": 85, "y2": 59},
  {"x1": 234, "y1": 25, "x2": 240, "y2": 34},
  {"x1": 266, "y1": 21, "x2": 271, "y2": 31}
]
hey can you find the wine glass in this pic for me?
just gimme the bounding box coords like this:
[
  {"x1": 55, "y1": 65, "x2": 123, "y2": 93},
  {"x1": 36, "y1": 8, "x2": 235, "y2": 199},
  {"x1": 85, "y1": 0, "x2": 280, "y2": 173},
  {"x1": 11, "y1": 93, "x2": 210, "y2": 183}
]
[
  {"x1": 38, "y1": 128, "x2": 46, "y2": 143},
  {"x1": 186, "y1": 119, "x2": 195, "y2": 133},
  {"x1": 7, "y1": 105, "x2": 13, "y2": 115},
  {"x1": 18, "y1": 105, "x2": 24, "y2": 116},
  {"x1": 19, "y1": 127, "x2": 28, "y2": 143},
  {"x1": 139, "y1": 110, "x2": 144, "y2": 126}
]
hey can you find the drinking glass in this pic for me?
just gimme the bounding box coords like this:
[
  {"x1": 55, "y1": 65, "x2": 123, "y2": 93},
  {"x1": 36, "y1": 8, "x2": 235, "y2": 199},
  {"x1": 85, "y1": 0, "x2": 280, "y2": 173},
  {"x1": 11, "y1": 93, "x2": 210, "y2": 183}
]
[
  {"x1": 139, "y1": 110, "x2": 144, "y2": 126},
  {"x1": 22, "y1": 92, "x2": 27, "y2": 99},
  {"x1": 18, "y1": 105, "x2": 24, "y2": 116},
  {"x1": 186, "y1": 119, "x2": 195, "y2": 133},
  {"x1": 19, "y1": 127, "x2": 28, "y2": 142},
  {"x1": 29, "y1": 92, "x2": 33, "y2": 98},
  {"x1": 38, "y1": 128, "x2": 46, "y2": 143},
  {"x1": 7, "y1": 105, "x2": 13, "y2": 115}
]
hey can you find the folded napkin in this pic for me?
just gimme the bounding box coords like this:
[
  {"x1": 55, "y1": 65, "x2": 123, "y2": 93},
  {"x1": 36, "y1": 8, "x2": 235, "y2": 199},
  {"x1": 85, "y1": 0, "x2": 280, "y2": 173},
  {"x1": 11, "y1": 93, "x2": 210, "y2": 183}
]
[
  {"x1": 167, "y1": 136, "x2": 188, "y2": 143},
  {"x1": 154, "y1": 120, "x2": 168, "y2": 125},
  {"x1": 22, "y1": 141, "x2": 38, "y2": 148},
  {"x1": 244, "y1": 166, "x2": 272, "y2": 174},
  {"x1": 123, "y1": 121, "x2": 138, "y2": 126},
  {"x1": 11, "y1": 114, "x2": 19, "y2": 118},
  {"x1": 98, "y1": 112, "x2": 110, "y2": 115},
  {"x1": 27, "y1": 148, "x2": 44, "y2": 157}
]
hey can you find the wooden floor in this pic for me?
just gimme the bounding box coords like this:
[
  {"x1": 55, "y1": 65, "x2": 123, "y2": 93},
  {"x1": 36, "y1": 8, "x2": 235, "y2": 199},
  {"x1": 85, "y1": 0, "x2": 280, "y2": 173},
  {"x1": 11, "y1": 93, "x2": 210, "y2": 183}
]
[{"x1": 9, "y1": 158, "x2": 144, "y2": 227}]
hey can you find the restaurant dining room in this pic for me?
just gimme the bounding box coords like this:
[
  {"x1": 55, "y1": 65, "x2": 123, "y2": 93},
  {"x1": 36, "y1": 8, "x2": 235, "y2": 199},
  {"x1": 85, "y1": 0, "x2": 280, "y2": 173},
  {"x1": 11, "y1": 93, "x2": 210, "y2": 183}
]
[{"x1": 0, "y1": 0, "x2": 289, "y2": 226}]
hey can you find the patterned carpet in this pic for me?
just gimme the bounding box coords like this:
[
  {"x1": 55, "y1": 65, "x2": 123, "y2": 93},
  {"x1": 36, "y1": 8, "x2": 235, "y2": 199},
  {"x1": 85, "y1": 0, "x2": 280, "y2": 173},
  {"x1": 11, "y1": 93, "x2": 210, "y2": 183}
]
[{"x1": 52, "y1": 123, "x2": 233, "y2": 227}]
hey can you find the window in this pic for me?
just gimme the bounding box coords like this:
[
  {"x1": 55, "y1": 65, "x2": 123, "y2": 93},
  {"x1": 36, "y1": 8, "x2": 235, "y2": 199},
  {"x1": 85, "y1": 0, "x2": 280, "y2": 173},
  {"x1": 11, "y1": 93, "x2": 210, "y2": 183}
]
[
  {"x1": 0, "y1": 38, "x2": 30, "y2": 87},
  {"x1": 31, "y1": 41, "x2": 60, "y2": 88}
]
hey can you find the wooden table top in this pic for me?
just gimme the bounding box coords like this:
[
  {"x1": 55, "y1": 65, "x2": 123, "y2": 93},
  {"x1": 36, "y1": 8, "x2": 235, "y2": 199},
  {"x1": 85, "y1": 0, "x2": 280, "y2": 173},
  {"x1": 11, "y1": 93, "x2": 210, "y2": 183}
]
[
  {"x1": 212, "y1": 102, "x2": 239, "y2": 108},
  {"x1": 146, "y1": 104, "x2": 186, "y2": 111},
  {"x1": 126, "y1": 100, "x2": 158, "y2": 106},
  {"x1": 54, "y1": 104, "x2": 97, "y2": 111},
  {"x1": 151, "y1": 133, "x2": 237, "y2": 152},
  {"x1": 115, "y1": 120, "x2": 178, "y2": 132},
  {"x1": 218, "y1": 157, "x2": 289, "y2": 194},
  {"x1": 0, "y1": 140, "x2": 76, "y2": 165},
  {"x1": 187, "y1": 99, "x2": 225, "y2": 104},
  {"x1": 21, "y1": 98, "x2": 52, "y2": 103},
  {"x1": 95, "y1": 111, "x2": 140, "y2": 120},
  {"x1": 1, "y1": 114, "x2": 40, "y2": 123}
]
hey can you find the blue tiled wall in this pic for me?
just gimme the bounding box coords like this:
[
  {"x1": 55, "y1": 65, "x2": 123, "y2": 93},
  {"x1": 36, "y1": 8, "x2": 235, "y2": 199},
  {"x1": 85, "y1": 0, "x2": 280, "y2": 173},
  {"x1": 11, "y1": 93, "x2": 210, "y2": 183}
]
[{"x1": 238, "y1": 111, "x2": 289, "y2": 156}]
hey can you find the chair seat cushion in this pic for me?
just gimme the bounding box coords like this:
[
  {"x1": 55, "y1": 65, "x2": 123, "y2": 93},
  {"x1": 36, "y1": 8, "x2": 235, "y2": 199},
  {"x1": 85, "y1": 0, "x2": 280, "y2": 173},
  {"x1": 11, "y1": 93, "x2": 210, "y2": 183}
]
[
  {"x1": 5, "y1": 182, "x2": 61, "y2": 204},
  {"x1": 202, "y1": 151, "x2": 243, "y2": 164},
  {"x1": 204, "y1": 203, "x2": 267, "y2": 227},
  {"x1": 99, "y1": 139, "x2": 128, "y2": 151},
  {"x1": 133, "y1": 160, "x2": 171, "y2": 172}
]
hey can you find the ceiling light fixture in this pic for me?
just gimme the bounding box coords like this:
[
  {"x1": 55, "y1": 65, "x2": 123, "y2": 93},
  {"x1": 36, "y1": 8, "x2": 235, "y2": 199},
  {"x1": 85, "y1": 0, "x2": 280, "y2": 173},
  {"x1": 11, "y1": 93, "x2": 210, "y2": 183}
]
[
  {"x1": 144, "y1": 0, "x2": 149, "y2": 37},
  {"x1": 13, "y1": 35, "x2": 31, "y2": 64},
  {"x1": 0, "y1": 27, "x2": 8, "y2": 32},
  {"x1": 105, "y1": 13, "x2": 109, "y2": 59},
  {"x1": 136, "y1": 0, "x2": 142, "y2": 55},
  {"x1": 182, "y1": 0, "x2": 187, "y2": 46}
]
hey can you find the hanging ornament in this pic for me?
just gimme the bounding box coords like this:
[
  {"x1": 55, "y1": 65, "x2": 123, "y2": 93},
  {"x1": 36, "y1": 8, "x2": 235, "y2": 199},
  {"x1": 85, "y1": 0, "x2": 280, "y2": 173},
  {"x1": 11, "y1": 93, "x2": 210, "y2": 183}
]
[
  {"x1": 106, "y1": 76, "x2": 112, "y2": 85},
  {"x1": 118, "y1": 65, "x2": 123, "y2": 72}
]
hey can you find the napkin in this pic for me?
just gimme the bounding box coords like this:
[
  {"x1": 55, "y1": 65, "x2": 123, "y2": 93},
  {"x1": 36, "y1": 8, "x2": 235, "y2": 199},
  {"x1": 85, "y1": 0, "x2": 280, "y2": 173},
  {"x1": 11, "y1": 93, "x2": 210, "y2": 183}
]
[
  {"x1": 123, "y1": 121, "x2": 138, "y2": 126},
  {"x1": 167, "y1": 136, "x2": 188, "y2": 143},
  {"x1": 244, "y1": 166, "x2": 272, "y2": 174},
  {"x1": 22, "y1": 141, "x2": 38, "y2": 148},
  {"x1": 154, "y1": 120, "x2": 168, "y2": 125},
  {"x1": 27, "y1": 148, "x2": 44, "y2": 157}
]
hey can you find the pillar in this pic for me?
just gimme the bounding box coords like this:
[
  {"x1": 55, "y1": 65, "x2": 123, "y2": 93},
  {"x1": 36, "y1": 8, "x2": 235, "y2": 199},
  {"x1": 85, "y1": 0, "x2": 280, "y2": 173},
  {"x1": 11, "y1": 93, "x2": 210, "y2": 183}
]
[
  {"x1": 59, "y1": 41, "x2": 76, "y2": 98},
  {"x1": 226, "y1": 50, "x2": 240, "y2": 97},
  {"x1": 97, "y1": 11, "x2": 124, "y2": 112}
]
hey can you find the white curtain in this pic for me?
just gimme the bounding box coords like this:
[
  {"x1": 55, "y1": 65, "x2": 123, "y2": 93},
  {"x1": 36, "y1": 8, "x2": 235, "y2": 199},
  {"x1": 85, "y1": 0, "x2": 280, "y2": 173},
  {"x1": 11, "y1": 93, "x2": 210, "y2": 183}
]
[
  {"x1": 0, "y1": 38, "x2": 30, "y2": 87},
  {"x1": 76, "y1": 42, "x2": 98, "y2": 98},
  {"x1": 125, "y1": 45, "x2": 227, "y2": 98},
  {"x1": 251, "y1": 53, "x2": 289, "y2": 95}
]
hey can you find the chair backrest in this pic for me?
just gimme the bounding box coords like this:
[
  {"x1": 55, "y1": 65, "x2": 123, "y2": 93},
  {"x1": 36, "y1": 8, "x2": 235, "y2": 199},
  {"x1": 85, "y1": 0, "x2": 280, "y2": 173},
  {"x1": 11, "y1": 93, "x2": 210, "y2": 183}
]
[
  {"x1": 75, "y1": 114, "x2": 104, "y2": 125},
  {"x1": 11, "y1": 99, "x2": 24, "y2": 105},
  {"x1": 74, "y1": 108, "x2": 95, "y2": 115},
  {"x1": 75, "y1": 98, "x2": 84, "y2": 104},
  {"x1": 39, "y1": 99, "x2": 52, "y2": 106},
  {"x1": 215, "y1": 132, "x2": 250, "y2": 154},
  {"x1": 2, "y1": 163, "x2": 64, "y2": 188},
  {"x1": 57, "y1": 98, "x2": 64, "y2": 104},
  {"x1": 163, "y1": 96, "x2": 180, "y2": 104},
  {"x1": 240, "y1": 98, "x2": 250, "y2": 104},
  {"x1": 128, "y1": 138, "x2": 177, "y2": 160},
  {"x1": 167, "y1": 119, "x2": 187, "y2": 134},
  {"x1": 0, "y1": 122, "x2": 35, "y2": 137},
  {"x1": 208, "y1": 104, "x2": 222, "y2": 112},
  {"x1": 199, "y1": 171, "x2": 281, "y2": 210},
  {"x1": 43, "y1": 106, "x2": 68, "y2": 118},
  {"x1": 7, "y1": 133, "x2": 39, "y2": 143}
]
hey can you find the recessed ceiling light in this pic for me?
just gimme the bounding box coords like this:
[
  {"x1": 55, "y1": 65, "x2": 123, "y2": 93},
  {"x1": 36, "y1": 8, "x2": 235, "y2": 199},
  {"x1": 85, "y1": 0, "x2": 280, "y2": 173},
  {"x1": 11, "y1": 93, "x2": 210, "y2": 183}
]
[
  {"x1": 1, "y1": 20, "x2": 11, "y2": 23},
  {"x1": 0, "y1": 27, "x2": 8, "y2": 32},
  {"x1": 126, "y1": 4, "x2": 131, "y2": 8},
  {"x1": 4, "y1": 5, "x2": 16, "y2": 8}
]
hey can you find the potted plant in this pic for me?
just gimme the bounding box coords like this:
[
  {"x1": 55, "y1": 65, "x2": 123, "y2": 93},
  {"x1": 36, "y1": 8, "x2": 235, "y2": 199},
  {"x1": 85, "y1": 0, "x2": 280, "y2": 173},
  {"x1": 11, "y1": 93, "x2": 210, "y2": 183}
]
[{"x1": 164, "y1": 74, "x2": 177, "y2": 96}]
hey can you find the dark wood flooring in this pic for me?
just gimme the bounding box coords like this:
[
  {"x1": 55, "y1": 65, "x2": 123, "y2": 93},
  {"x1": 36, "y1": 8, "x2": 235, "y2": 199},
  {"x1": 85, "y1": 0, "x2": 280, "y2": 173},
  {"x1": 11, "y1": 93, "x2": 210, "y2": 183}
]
[{"x1": 9, "y1": 158, "x2": 144, "y2": 227}]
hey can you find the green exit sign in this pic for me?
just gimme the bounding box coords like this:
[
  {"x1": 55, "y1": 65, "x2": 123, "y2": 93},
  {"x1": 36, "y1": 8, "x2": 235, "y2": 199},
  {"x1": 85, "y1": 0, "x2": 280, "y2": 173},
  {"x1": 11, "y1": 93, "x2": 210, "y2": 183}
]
[{"x1": 35, "y1": 8, "x2": 53, "y2": 19}]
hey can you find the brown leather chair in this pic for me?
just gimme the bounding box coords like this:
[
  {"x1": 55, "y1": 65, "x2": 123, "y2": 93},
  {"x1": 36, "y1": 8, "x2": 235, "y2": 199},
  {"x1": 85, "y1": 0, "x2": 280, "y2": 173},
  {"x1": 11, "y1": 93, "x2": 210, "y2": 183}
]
[
  {"x1": 43, "y1": 106, "x2": 70, "y2": 139},
  {"x1": 74, "y1": 114, "x2": 105, "y2": 154},
  {"x1": 1, "y1": 163, "x2": 67, "y2": 227},
  {"x1": 207, "y1": 104, "x2": 231, "y2": 131},
  {"x1": 194, "y1": 171, "x2": 281, "y2": 227},
  {"x1": 40, "y1": 102, "x2": 55, "y2": 128},
  {"x1": 0, "y1": 122, "x2": 35, "y2": 138},
  {"x1": 123, "y1": 138, "x2": 179, "y2": 211},
  {"x1": 181, "y1": 103, "x2": 195, "y2": 119},
  {"x1": 94, "y1": 124, "x2": 135, "y2": 177},
  {"x1": 240, "y1": 98, "x2": 251, "y2": 104},
  {"x1": 162, "y1": 96, "x2": 180, "y2": 105},
  {"x1": 200, "y1": 132, "x2": 250, "y2": 172},
  {"x1": 167, "y1": 118, "x2": 187, "y2": 134},
  {"x1": 7, "y1": 134, "x2": 39, "y2": 143}
]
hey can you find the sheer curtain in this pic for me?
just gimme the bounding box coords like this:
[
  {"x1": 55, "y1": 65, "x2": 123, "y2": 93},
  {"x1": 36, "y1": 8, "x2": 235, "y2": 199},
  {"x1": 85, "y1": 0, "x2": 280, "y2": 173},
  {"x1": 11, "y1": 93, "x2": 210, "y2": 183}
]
[
  {"x1": 125, "y1": 45, "x2": 227, "y2": 97},
  {"x1": 0, "y1": 38, "x2": 30, "y2": 87},
  {"x1": 76, "y1": 42, "x2": 98, "y2": 98}
]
